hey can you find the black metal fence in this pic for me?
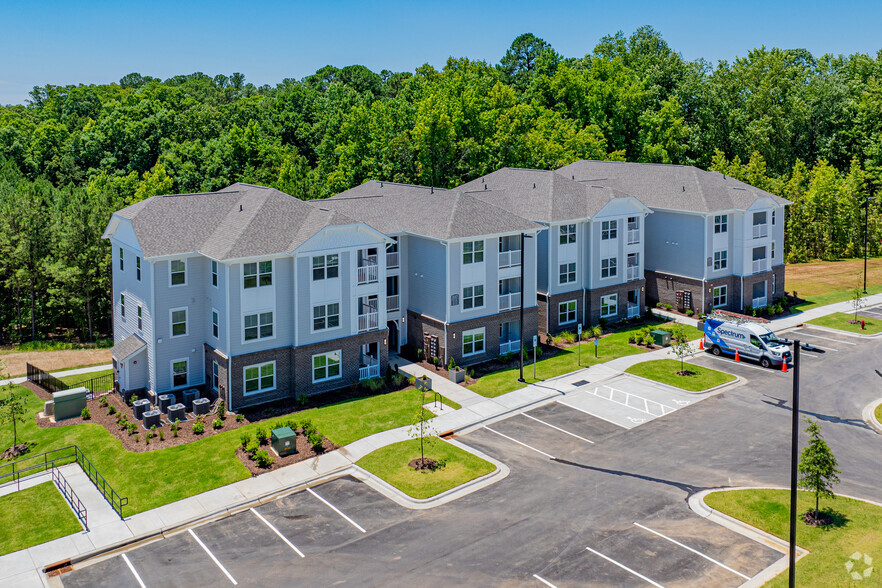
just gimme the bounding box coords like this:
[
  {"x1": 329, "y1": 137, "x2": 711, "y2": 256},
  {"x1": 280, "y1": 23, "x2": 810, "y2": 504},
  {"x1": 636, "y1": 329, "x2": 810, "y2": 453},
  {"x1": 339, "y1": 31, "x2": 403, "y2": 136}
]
[
  {"x1": 52, "y1": 465, "x2": 88, "y2": 529},
  {"x1": 71, "y1": 372, "x2": 114, "y2": 394},
  {"x1": 26, "y1": 363, "x2": 69, "y2": 394}
]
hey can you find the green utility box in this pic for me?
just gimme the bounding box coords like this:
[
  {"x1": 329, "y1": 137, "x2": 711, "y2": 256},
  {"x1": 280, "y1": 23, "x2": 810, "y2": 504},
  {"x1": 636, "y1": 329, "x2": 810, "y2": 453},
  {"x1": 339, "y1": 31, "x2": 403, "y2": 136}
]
[
  {"x1": 271, "y1": 427, "x2": 297, "y2": 457},
  {"x1": 53, "y1": 387, "x2": 89, "y2": 421},
  {"x1": 650, "y1": 330, "x2": 672, "y2": 347}
]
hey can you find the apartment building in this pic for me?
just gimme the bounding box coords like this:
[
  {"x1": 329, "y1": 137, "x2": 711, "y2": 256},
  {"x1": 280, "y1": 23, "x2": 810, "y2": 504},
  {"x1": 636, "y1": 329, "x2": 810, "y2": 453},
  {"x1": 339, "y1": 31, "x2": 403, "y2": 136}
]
[
  {"x1": 558, "y1": 161, "x2": 790, "y2": 314},
  {"x1": 458, "y1": 169, "x2": 651, "y2": 333},
  {"x1": 104, "y1": 183, "x2": 393, "y2": 410},
  {"x1": 323, "y1": 181, "x2": 542, "y2": 366}
]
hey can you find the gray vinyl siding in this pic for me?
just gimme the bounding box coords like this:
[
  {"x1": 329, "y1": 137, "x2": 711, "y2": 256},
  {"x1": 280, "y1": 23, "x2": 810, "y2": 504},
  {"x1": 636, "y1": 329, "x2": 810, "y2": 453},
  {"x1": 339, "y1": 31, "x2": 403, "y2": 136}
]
[
  {"x1": 547, "y1": 222, "x2": 585, "y2": 296},
  {"x1": 407, "y1": 236, "x2": 446, "y2": 320},
  {"x1": 295, "y1": 252, "x2": 354, "y2": 346},
  {"x1": 226, "y1": 257, "x2": 292, "y2": 357},
  {"x1": 644, "y1": 211, "x2": 705, "y2": 279},
  {"x1": 111, "y1": 238, "x2": 154, "y2": 390},
  {"x1": 536, "y1": 228, "x2": 549, "y2": 293},
  {"x1": 206, "y1": 261, "x2": 228, "y2": 355}
]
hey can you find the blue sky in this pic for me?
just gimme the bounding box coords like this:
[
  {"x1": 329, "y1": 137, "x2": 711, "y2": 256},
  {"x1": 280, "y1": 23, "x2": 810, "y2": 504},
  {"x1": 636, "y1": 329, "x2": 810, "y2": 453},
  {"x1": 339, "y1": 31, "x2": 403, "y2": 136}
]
[{"x1": 1, "y1": 0, "x2": 879, "y2": 105}]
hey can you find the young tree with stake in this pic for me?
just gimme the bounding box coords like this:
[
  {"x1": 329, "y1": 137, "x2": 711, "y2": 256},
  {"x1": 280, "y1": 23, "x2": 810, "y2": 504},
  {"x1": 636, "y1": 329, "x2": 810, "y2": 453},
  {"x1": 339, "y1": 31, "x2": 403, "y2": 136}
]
[
  {"x1": 667, "y1": 325, "x2": 692, "y2": 374},
  {"x1": 408, "y1": 392, "x2": 437, "y2": 468},
  {"x1": 797, "y1": 417, "x2": 841, "y2": 521}
]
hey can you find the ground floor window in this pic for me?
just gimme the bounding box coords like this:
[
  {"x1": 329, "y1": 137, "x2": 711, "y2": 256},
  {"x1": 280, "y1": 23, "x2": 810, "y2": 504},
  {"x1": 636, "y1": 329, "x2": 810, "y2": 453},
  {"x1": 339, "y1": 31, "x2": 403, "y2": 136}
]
[
  {"x1": 463, "y1": 327, "x2": 485, "y2": 356},
  {"x1": 212, "y1": 361, "x2": 219, "y2": 391},
  {"x1": 244, "y1": 361, "x2": 275, "y2": 395},
  {"x1": 713, "y1": 285, "x2": 727, "y2": 308},
  {"x1": 171, "y1": 359, "x2": 188, "y2": 388},
  {"x1": 600, "y1": 294, "x2": 617, "y2": 318},
  {"x1": 559, "y1": 300, "x2": 577, "y2": 324},
  {"x1": 313, "y1": 351, "x2": 341, "y2": 383}
]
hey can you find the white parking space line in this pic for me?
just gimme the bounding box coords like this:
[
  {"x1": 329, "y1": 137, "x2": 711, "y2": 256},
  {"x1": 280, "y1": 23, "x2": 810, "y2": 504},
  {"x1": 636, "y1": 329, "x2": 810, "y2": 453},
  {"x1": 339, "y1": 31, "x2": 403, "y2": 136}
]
[
  {"x1": 585, "y1": 546, "x2": 664, "y2": 588},
  {"x1": 556, "y1": 399, "x2": 629, "y2": 429},
  {"x1": 307, "y1": 487, "x2": 366, "y2": 533},
  {"x1": 797, "y1": 352, "x2": 819, "y2": 359},
  {"x1": 483, "y1": 426, "x2": 556, "y2": 459},
  {"x1": 796, "y1": 329, "x2": 857, "y2": 345},
  {"x1": 532, "y1": 573, "x2": 559, "y2": 587},
  {"x1": 121, "y1": 554, "x2": 147, "y2": 588},
  {"x1": 633, "y1": 522, "x2": 750, "y2": 581},
  {"x1": 700, "y1": 353, "x2": 787, "y2": 374},
  {"x1": 521, "y1": 413, "x2": 594, "y2": 444},
  {"x1": 250, "y1": 508, "x2": 306, "y2": 558},
  {"x1": 591, "y1": 385, "x2": 677, "y2": 416},
  {"x1": 188, "y1": 528, "x2": 238, "y2": 585}
]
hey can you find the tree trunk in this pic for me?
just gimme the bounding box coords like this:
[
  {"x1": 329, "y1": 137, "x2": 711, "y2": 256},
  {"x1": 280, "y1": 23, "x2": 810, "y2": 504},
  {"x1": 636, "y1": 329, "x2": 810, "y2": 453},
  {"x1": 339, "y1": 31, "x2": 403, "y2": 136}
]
[
  {"x1": 29, "y1": 276, "x2": 35, "y2": 342},
  {"x1": 15, "y1": 285, "x2": 22, "y2": 342},
  {"x1": 86, "y1": 295, "x2": 93, "y2": 343},
  {"x1": 816, "y1": 491, "x2": 820, "y2": 517}
]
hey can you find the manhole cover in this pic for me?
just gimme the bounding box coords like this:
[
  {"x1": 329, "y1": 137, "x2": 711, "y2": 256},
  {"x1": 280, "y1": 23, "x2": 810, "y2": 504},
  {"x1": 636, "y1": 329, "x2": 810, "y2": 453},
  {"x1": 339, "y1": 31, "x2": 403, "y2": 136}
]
[{"x1": 571, "y1": 380, "x2": 589, "y2": 387}]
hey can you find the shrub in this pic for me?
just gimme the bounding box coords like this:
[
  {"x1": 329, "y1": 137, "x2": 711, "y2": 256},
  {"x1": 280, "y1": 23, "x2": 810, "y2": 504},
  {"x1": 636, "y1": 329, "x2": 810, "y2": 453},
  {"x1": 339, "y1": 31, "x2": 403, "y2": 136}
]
[
  {"x1": 466, "y1": 368, "x2": 475, "y2": 379},
  {"x1": 240, "y1": 431, "x2": 252, "y2": 448},
  {"x1": 535, "y1": 346, "x2": 543, "y2": 359},
  {"x1": 307, "y1": 431, "x2": 324, "y2": 451},
  {"x1": 253, "y1": 450, "x2": 275, "y2": 468},
  {"x1": 211, "y1": 417, "x2": 222, "y2": 430},
  {"x1": 642, "y1": 334, "x2": 654, "y2": 347},
  {"x1": 255, "y1": 427, "x2": 269, "y2": 444},
  {"x1": 245, "y1": 438, "x2": 260, "y2": 454},
  {"x1": 433, "y1": 356, "x2": 441, "y2": 369},
  {"x1": 385, "y1": 365, "x2": 393, "y2": 382},
  {"x1": 656, "y1": 302, "x2": 663, "y2": 308},
  {"x1": 295, "y1": 392, "x2": 308, "y2": 407},
  {"x1": 235, "y1": 413, "x2": 244, "y2": 423},
  {"x1": 416, "y1": 348, "x2": 424, "y2": 361},
  {"x1": 628, "y1": 334, "x2": 637, "y2": 344},
  {"x1": 128, "y1": 394, "x2": 137, "y2": 407},
  {"x1": 192, "y1": 421, "x2": 205, "y2": 434},
  {"x1": 664, "y1": 304, "x2": 673, "y2": 311},
  {"x1": 558, "y1": 331, "x2": 576, "y2": 344},
  {"x1": 81, "y1": 407, "x2": 91, "y2": 420},
  {"x1": 99, "y1": 396, "x2": 108, "y2": 407},
  {"x1": 391, "y1": 372, "x2": 409, "y2": 387},
  {"x1": 359, "y1": 377, "x2": 385, "y2": 393},
  {"x1": 598, "y1": 318, "x2": 608, "y2": 330},
  {"x1": 159, "y1": 429, "x2": 164, "y2": 441},
  {"x1": 171, "y1": 419, "x2": 180, "y2": 437},
  {"x1": 127, "y1": 422, "x2": 137, "y2": 435},
  {"x1": 107, "y1": 405, "x2": 116, "y2": 416},
  {"x1": 447, "y1": 356, "x2": 457, "y2": 370},
  {"x1": 285, "y1": 418, "x2": 298, "y2": 432},
  {"x1": 497, "y1": 352, "x2": 515, "y2": 363},
  {"x1": 686, "y1": 309, "x2": 694, "y2": 317},
  {"x1": 765, "y1": 305, "x2": 774, "y2": 316},
  {"x1": 135, "y1": 435, "x2": 140, "y2": 444},
  {"x1": 300, "y1": 419, "x2": 316, "y2": 438},
  {"x1": 592, "y1": 326, "x2": 603, "y2": 338},
  {"x1": 145, "y1": 431, "x2": 153, "y2": 445},
  {"x1": 217, "y1": 400, "x2": 225, "y2": 419}
]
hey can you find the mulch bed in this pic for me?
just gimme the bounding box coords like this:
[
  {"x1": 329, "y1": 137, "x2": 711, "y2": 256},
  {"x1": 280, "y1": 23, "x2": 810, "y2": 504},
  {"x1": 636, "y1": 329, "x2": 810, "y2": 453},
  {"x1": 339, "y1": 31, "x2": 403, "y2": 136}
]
[
  {"x1": 409, "y1": 457, "x2": 437, "y2": 471},
  {"x1": 803, "y1": 510, "x2": 834, "y2": 527},
  {"x1": 0, "y1": 443, "x2": 29, "y2": 460},
  {"x1": 235, "y1": 432, "x2": 338, "y2": 476}
]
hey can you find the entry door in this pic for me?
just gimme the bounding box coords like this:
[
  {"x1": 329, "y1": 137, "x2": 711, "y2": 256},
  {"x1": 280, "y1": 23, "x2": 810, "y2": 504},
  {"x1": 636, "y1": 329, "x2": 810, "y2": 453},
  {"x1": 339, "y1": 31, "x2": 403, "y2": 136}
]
[{"x1": 387, "y1": 321, "x2": 398, "y2": 352}]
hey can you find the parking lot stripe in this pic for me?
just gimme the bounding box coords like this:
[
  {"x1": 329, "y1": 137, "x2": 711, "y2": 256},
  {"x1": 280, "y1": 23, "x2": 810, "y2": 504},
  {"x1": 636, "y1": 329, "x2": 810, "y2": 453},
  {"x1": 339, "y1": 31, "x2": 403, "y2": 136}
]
[
  {"x1": 188, "y1": 528, "x2": 238, "y2": 585},
  {"x1": 632, "y1": 522, "x2": 750, "y2": 581},
  {"x1": 483, "y1": 426, "x2": 556, "y2": 459},
  {"x1": 521, "y1": 413, "x2": 594, "y2": 444},
  {"x1": 584, "y1": 546, "x2": 664, "y2": 588},
  {"x1": 121, "y1": 554, "x2": 147, "y2": 588},
  {"x1": 701, "y1": 353, "x2": 787, "y2": 374},
  {"x1": 796, "y1": 329, "x2": 857, "y2": 344},
  {"x1": 307, "y1": 487, "x2": 366, "y2": 533},
  {"x1": 532, "y1": 573, "x2": 559, "y2": 587},
  {"x1": 250, "y1": 508, "x2": 305, "y2": 558}
]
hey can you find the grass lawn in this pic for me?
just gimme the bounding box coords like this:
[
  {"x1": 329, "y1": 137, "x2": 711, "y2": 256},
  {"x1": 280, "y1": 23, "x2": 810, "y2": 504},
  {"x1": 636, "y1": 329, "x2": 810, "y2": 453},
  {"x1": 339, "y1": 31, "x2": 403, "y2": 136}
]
[
  {"x1": 0, "y1": 481, "x2": 83, "y2": 556},
  {"x1": 625, "y1": 359, "x2": 735, "y2": 392},
  {"x1": 468, "y1": 320, "x2": 703, "y2": 398},
  {"x1": 705, "y1": 489, "x2": 882, "y2": 586},
  {"x1": 807, "y1": 312, "x2": 882, "y2": 335},
  {"x1": 787, "y1": 257, "x2": 882, "y2": 312},
  {"x1": 59, "y1": 369, "x2": 114, "y2": 386},
  {"x1": 0, "y1": 383, "x2": 460, "y2": 515},
  {"x1": 356, "y1": 438, "x2": 495, "y2": 499}
]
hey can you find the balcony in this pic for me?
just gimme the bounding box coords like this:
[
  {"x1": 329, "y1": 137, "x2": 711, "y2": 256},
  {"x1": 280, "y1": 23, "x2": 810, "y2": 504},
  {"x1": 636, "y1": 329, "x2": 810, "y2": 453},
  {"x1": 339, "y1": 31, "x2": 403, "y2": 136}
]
[
  {"x1": 386, "y1": 294, "x2": 400, "y2": 312},
  {"x1": 357, "y1": 312, "x2": 378, "y2": 333},
  {"x1": 498, "y1": 249, "x2": 521, "y2": 269},
  {"x1": 359, "y1": 362, "x2": 380, "y2": 380},
  {"x1": 752, "y1": 259, "x2": 767, "y2": 274},
  {"x1": 626, "y1": 266, "x2": 640, "y2": 281},
  {"x1": 627, "y1": 303, "x2": 641, "y2": 319},
  {"x1": 357, "y1": 263, "x2": 379, "y2": 285},
  {"x1": 627, "y1": 230, "x2": 640, "y2": 245},
  {"x1": 752, "y1": 297, "x2": 767, "y2": 309},
  {"x1": 386, "y1": 251, "x2": 399, "y2": 269},
  {"x1": 499, "y1": 340, "x2": 520, "y2": 355},
  {"x1": 752, "y1": 224, "x2": 768, "y2": 239},
  {"x1": 499, "y1": 292, "x2": 522, "y2": 311}
]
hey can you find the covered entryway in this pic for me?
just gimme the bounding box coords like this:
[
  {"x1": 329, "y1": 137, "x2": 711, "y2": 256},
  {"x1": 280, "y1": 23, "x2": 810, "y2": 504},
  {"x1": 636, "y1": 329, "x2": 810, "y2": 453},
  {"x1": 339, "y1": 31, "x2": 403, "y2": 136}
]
[
  {"x1": 110, "y1": 334, "x2": 148, "y2": 394},
  {"x1": 387, "y1": 320, "x2": 399, "y2": 353}
]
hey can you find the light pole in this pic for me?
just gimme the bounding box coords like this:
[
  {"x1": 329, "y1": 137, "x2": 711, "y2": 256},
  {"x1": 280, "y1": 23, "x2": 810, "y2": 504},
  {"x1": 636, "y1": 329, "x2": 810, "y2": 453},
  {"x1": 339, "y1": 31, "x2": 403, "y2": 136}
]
[
  {"x1": 518, "y1": 232, "x2": 534, "y2": 383},
  {"x1": 863, "y1": 194, "x2": 876, "y2": 293},
  {"x1": 788, "y1": 340, "x2": 800, "y2": 588}
]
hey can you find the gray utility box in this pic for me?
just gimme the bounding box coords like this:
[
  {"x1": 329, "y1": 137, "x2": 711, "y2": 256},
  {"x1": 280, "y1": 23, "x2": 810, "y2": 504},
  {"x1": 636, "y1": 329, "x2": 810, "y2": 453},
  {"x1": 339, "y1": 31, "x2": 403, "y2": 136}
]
[
  {"x1": 158, "y1": 394, "x2": 176, "y2": 413},
  {"x1": 271, "y1": 427, "x2": 297, "y2": 457},
  {"x1": 53, "y1": 387, "x2": 89, "y2": 421},
  {"x1": 167, "y1": 403, "x2": 186, "y2": 422},
  {"x1": 650, "y1": 329, "x2": 672, "y2": 347},
  {"x1": 143, "y1": 409, "x2": 161, "y2": 429},
  {"x1": 182, "y1": 389, "x2": 199, "y2": 411},
  {"x1": 192, "y1": 397, "x2": 210, "y2": 416},
  {"x1": 132, "y1": 398, "x2": 151, "y2": 420}
]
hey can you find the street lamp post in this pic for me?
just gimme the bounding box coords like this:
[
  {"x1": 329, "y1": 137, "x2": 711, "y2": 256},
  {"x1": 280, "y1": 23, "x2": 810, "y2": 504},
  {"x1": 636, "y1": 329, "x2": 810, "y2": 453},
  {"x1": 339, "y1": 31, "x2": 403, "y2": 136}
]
[
  {"x1": 788, "y1": 341, "x2": 801, "y2": 588},
  {"x1": 518, "y1": 232, "x2": 534, "y2": 383}
]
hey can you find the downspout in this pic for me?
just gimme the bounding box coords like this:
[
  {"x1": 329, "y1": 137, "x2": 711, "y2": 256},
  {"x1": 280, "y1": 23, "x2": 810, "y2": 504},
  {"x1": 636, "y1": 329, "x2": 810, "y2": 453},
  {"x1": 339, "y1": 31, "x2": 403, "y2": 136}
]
[
  {"x1": 226, "y1": 262, "x2": 234, "y2": 412},
  {"x1": 582, "y1": 221, "x2": 587, "y2": 327},
  {"x1": 444, "y1": 243, "x2": 450, "y2": 364},
  {"x1": 547, "y1": 225, "x2": 552, "y2": 333},
  {"x1": 701, "y1": 214, "x2": 708, "y2": 313}
]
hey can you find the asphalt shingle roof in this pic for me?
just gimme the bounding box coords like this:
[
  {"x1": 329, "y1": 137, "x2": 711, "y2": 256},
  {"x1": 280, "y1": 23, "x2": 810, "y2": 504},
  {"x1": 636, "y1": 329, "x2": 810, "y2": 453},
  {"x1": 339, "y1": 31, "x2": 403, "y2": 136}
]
[{"x1": 110, "y1": 334, "x2": 147, "y2": 361}]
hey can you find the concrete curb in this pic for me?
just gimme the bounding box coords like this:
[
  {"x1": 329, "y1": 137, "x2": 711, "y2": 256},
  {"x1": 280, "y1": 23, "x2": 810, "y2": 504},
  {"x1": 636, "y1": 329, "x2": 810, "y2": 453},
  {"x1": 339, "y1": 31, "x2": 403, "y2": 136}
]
[
  {"x1": 862, "y1": 398, "x2": 882, "y2": 434},
  {"x1": 796, "y1": 322, "x2": 882, "y2": 339},
  {"x1": 621, "y1": 366, "x2": 743, "y2": 396}
]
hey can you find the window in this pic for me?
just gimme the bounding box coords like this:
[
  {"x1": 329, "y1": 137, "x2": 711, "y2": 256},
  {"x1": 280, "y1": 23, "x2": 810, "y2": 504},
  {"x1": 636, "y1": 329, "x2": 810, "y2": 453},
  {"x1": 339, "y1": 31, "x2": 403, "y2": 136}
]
[
  {"x1": 772, "y1": 210, "x2": 776, "y2": 226},
  {"x1": 313, "y1": 351, "x2": 341, "y2": 383},
  {"x1": 171, "y1": 359, "x2": 188, "y2": 388},
  {"x1": 119, "y1": 247, "x2": 124, "y2": 271},
  {"x1": 136, "y1": 257, "x2": 141, "y2": 281},
  {"x1": 713, "y1": 285, "x2": 727, "y2": 308},
  {"x1": 120, "y1": 294, "x2": 125, "y2": 317},
  {"x1": 600, "y1": 294, "x2": 617, "y2": 318},
  {"x1": 137, "y1": 305, "x2": 142, "y2": 330},
  {"x1": 772, "y1": 273, "x2": 777, "y2": 294},
  {"x1": 211, "y1": 260, "x2": 218, "y2": 287},
  {"x1": 171, "y1": 308, "x2": 187, "y2": 337},
  {"x1": 212, "y1": 310, "x2": 219, "y2": 339},
  {"x1": 463, "y1": 241, "x2": 484, "y2": 264},
  {"x1": 559, "y1": 300, "x2": 577, "y2": 325},
  {"x1": 559, "y1": 224, "x2": 576, "y2": 245},
  {"x1": 559, "y1": 263, "x2": 576, "y2": 284},
  {"x1": 463, "y1": 328, "x2": 485, "y2": 356},
  {"x1": 170, "y1": 259, "x2": 186, "y2": 286},
  {"x1": 243, "y1": 261, "x2": 272, "y2": 288},
  {"x1": 245, "y1": 361, "x2": 275, "y2": 395},
  {"x1": 771, "y1": 241, "x2": 776, "y2": 259},
  {"x1": 463, "y1": 285, "x2": 484, "y2": 310},
  {"x1": 244, "y1": 312, "x2": 273, "y2": 341},
  {"x1": 313, "y1": 303, "x2": 340, "y2": 331},
  {"x1": 312, "y1": 254, "x2": 339, "y2": 280},
  {"x1": 714, "y1": 215, "x2": 728, "y2": 233},
  {"x1": 713, "y1": 250, "x2": 728, "y2": 270},
  {"x1": 753, "y1": 211, "x2": 767, "y2": 226},
  {"x1": 601, "y1": 257, "x2": 617, "y2": 279},
  {"x1": 753, "y1": 246, "x2": 767, "y2": 261},
  {"x1": 601, "y1": 220, "x2": 617, "y2": 240},
  {"x1": 212, "y1": 361, "x2": 219, "y2": 391}
]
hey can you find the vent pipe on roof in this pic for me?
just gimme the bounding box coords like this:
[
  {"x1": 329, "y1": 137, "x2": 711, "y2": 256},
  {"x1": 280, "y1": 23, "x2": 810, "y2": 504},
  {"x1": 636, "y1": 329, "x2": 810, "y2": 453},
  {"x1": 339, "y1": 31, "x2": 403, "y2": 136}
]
[
  {"x1": 484, "y1": 184, "x2": 487, "y2": 190},
  {"x1": 380, "y1": 181, "x2": 383, "y2": 187},
  {"x1": 572, "y1": 175, "x2": 574, "y2": 180},
  {"x1": 239, "y1": 204, "x2": 243, "y2": 211},
  {"x1": 533, "y1": 183, "x2": 536, "y2": 189},
  {"x1": 682, "y1": 186, "x2": 685, "y2": 192},
  {"x1": 431, "y1": 186, "x2": 434, "y2": 194},
  {"x1": 481, "y1": 177, "x2": 484, "y2": 183}
]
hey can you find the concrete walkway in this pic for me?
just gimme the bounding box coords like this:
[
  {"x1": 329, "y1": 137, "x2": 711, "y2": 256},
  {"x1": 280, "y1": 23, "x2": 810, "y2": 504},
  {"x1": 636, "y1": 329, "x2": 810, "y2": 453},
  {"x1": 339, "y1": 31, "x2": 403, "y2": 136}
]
[
  {"x1": 770, "y1": 292, "x2": 882, "y2": 331},
  {"x1": 0, "y1": 364, "x2": 113, "y2": 388}
]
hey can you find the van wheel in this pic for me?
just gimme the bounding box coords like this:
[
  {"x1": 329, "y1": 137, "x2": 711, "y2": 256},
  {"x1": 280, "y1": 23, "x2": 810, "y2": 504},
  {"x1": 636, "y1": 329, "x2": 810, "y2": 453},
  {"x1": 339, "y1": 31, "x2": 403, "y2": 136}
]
[
  {"x1": 711, "y1": 345, "x2": 722, "y2": 356},
  {"x1": 760, "y1": 357, "x2": 771, "y2": 368}
]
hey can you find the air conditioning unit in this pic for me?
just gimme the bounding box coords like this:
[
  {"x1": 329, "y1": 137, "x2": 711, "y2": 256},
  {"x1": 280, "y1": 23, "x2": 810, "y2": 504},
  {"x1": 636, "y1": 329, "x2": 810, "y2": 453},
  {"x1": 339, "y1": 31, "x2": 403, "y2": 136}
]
[
  {"x1": 192, "y1": 397, "x2": 210, "y2": 416},
  {"x1": 132, "y1": 398, "x2": 151, "y2": 420},
  {"x1": 167, "y1": 403, "x2": 186, "y2": 422},
  {"x1": 158, "y1": 394, "x2": 176, "y2": 413},
  {"x1": 143, "y1": 409, "x2": 161, "y2": 429}
]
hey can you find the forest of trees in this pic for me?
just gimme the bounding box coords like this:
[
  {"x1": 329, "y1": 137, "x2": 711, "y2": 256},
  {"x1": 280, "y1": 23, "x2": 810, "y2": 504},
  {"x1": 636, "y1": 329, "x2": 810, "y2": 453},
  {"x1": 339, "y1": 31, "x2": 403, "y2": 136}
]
[{"x1": 1, "y1": 27, "x2": 881, "y2": 343}]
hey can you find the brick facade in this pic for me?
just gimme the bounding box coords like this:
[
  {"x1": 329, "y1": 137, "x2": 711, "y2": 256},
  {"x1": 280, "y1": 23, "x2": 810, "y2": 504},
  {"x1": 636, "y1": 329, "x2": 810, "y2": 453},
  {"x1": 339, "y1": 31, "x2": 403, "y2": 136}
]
[
  {"x1": 292, "y1": 330, "x2": 388, "y2": 397},
  {"x1": 203, "y1": 345, "x2": 229, "y2": 404},
  {"x1": 587, "y1": 280, "x2": 645, "y2": 324},
  {"x1": 539, "y1": 290, "x2": 585, "y2": 334},
  {"x1": 647, "y1": 266, "x2": 787, "y2": 315},
  {"x1": 407, "y1": 311, "x2": 447, "y2": 364},
  {"x1": 741, "y1": 264, "x2": 786, "y2": 310},
  {"x1": 229, "y1": 345, "x2": 294, "y2": 410}
]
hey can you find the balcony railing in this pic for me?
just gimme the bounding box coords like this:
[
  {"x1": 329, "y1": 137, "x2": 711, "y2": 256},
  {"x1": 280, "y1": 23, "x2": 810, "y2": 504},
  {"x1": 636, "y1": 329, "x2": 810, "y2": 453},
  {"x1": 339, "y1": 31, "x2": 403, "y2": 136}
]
[
  {"x1": 627, "y1": 303, "x2": 641, "y2": 319},
  {"x1": 752, "y1": 259, "x2": 767, "y2": 274},
  {"x1": 386, "y1": 251, "x2": 399, "y2": 269},
  {"x1": 499, "y1": 292, "x2": 522, "y2": 311},
  {"x1": 626, "y1": 266, "x2": 640, "y2": 281},
  {"x1": 752, "y1": 297, "x2": 767, "y2": 309},
  {"x1": 357, "y1": 264, "x2": 379, "y2": 285},
  {"x1": 627, "y1": 230, "x2": 640, "y2": 244},
  {"x1": 752, "y1": 224, "x2": 768, "y2": 239},
  {"x1": 386, "y1": 294, "x2": 399, "y2": 312},
  {"x1": 499, "y1": 340, "x2": 520, "y2": 355},
  {"x1": 498, "y1": 249, "x2": 521, "y2": 269},
  {"x1": 359, "y1": 363, "x2": 380, "y2": 380},
  {"x1": 357, "y1": 312, "x2": 378, "y2": 332}
]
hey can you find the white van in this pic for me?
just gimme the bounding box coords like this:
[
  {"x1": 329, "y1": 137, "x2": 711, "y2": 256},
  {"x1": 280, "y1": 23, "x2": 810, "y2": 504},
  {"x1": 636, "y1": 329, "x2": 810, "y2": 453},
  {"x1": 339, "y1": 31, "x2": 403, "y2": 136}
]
[{"x1": 704, "y1": 317, "x2": 792, "y2": 368}]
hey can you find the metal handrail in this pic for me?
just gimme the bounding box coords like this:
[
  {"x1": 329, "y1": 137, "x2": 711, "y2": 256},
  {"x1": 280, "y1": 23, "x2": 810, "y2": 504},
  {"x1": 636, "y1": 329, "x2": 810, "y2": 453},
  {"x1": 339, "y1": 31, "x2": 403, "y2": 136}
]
[{"x1": 52, "y1": 465, "x2": 88, "y2": 530}]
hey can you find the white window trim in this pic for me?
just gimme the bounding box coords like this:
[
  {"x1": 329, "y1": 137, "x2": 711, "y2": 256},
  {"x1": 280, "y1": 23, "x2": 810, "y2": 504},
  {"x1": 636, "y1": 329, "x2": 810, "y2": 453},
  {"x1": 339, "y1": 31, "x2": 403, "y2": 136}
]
[
  {"x1": 462, "y1": 284, "x2": 485, "y2": 312},
  {"x1": 600, "y1": 294, "x2": 618, "y2": 318},
  {"x1": 170, "y1": 357, "x2": 189, "y2": 390},
  {"x1": 169, "y1": 258, "x2": 187, "y2": 287},
  {"x1": 311, "y1": 302, "x2": 342, "y2": 333},
  {"x1": 243, "y1": 310, "x2": 275, "y2": 344},
  {"x1": 713, "y1": 250, "x2": 728, "y2": 271},
  {"x1": 136, "y1": 257, "x2": 141, "y2": 282},
  {"x1": 312, "y1": 350, "x2": 342, "y2": 383},
  {"x1": 243, "y1": 360, "x2": 276, "y2": 396},
  {"x1": 559, "y1": 300, "x2": 577, "y2": 325},
  {"x1": 211, "y1": 260, "x2": 218, "y2": 288},
  {"x1": 169, "y1": 306, "x2": 188, "y2": 338},
  {"x1": 212, "y1": 308, "x2": 219, "y2": 340},
  {"x1": 559, "y1": 262, "x2": 576, "y2": 285},
  {"x1": 601, "y1": 257, "x2": 617, "y2": 280},
  {"x1": 119, "y1": 247, "x2": 124, "y2": 271},
  {"x1": 462, "y1": 327, "x2": 486, "y2": 357},
  {"x1": 559, "y1": 224, "x2": 577, "y2": 245},
  {"x1": 212, "y1": 361, "x2": 219, "y2": 392},
  {"x1": 311, "y1": 254, "x2": 340, "y2": 282},
  {"x1": 601, "y1": 220, "x2": 618, "y2": 240},
  {"x1": 714, "y1": 214, "x2": 728, "y2": 234},
  {"x1": 120, "y1": 293, "x2": 125, "y2": 318},
  {"x1": 137, "y1": 305, "x2": 143, "y2": 331},
  {"x1": 462, "y1": 240, "x2": 485, "y2": 265},
  {"x1": 713, "y1": 285, "x2": 728, "y2": 308}
]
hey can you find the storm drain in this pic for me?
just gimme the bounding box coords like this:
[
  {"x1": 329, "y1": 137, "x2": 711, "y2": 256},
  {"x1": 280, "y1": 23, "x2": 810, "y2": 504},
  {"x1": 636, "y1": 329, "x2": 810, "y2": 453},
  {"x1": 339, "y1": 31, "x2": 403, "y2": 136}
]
[{"x1": 571, "y1": 380, "x2": 590, "y2": 387}]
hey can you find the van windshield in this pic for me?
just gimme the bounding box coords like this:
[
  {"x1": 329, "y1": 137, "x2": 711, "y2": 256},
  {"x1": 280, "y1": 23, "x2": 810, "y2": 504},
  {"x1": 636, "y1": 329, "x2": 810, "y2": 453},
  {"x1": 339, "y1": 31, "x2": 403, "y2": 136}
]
[{"x1": 759, "y1": 332, "x2": 781, "y2": 346}]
